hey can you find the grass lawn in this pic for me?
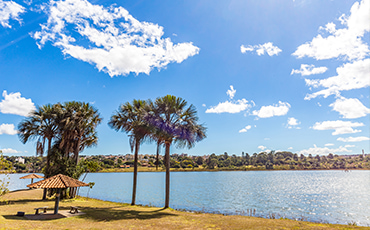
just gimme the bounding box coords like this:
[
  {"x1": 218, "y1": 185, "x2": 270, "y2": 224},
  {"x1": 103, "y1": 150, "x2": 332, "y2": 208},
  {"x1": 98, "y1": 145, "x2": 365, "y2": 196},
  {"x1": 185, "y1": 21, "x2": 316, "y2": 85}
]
[{"x1": 0, "y1": 189, "x2": 368, "y2": 230}]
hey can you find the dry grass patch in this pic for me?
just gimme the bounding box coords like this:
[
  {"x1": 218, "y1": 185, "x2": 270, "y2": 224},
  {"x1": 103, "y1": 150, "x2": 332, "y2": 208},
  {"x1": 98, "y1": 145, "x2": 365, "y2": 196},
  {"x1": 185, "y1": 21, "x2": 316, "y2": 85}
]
[{"x1": 0, "y1": 189, "x2": 369, "y2": 230}]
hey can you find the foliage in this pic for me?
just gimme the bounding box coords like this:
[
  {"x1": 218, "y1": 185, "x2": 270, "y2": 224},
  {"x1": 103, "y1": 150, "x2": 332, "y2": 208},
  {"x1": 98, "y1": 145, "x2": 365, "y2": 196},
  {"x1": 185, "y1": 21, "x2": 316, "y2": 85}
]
[
  {"x1": 18, "y1": 101, "x2": 102, "y2": 177},
  {"x1": 0, "y1": 152, "x2": 12, "y2": 196}
]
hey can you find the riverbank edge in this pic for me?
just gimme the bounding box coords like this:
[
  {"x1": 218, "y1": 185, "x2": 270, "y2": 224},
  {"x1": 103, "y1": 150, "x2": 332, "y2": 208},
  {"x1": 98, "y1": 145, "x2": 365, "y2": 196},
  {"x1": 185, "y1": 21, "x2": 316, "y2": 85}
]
[
  {"x1": 96, "y1": 167, "x2": 370, "y2": 173},
  {"x1": 3, "y1": 167, "x2": 369, "y2": 174}
]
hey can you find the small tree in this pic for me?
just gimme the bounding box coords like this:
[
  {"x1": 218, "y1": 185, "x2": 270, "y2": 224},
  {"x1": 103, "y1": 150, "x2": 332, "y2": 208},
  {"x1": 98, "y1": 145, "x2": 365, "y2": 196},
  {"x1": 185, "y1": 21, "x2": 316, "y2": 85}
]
[{"x1": 0, "y1": 152, "x2": 12, "y2": 196}]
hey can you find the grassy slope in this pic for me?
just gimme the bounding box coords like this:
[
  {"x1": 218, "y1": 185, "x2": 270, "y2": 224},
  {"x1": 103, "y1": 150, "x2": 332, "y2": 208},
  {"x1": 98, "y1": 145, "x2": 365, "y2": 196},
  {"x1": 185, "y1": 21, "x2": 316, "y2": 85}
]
[{"x1": 0, "y1": 189, "x2": 368, "y2": 230}]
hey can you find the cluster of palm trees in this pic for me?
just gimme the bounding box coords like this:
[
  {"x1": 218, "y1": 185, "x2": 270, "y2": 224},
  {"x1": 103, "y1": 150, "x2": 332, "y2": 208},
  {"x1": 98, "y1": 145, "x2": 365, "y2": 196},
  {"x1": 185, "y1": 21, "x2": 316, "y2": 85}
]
[
  {"x1": 18, "y1": 101, "x2": 102, "y2": 199},
  {"x1": 109, "y1": 95, "x2": 206, "y2": 208},
  {"x1": 18, "y1": 95, "x2": 206, "y2": 208}
]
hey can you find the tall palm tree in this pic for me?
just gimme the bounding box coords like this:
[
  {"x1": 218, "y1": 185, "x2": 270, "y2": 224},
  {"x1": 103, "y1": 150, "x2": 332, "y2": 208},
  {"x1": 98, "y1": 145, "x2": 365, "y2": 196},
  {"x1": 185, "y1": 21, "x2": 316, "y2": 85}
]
[
  {"x1": 18, "y1": 104, "x2": 60, "y2": 199},
  {"x1": 108, "y1": 99, "x2": 150, "y2": 205},
  {"x1": 57, "y1": 101, "x2": 101, "y2": 198},
  {"x1": 145, "y1": 95, "x2": 206, "y2": 208},
  {"x1": 59, "y1": 101, "x2": 102, "y2": 164}
]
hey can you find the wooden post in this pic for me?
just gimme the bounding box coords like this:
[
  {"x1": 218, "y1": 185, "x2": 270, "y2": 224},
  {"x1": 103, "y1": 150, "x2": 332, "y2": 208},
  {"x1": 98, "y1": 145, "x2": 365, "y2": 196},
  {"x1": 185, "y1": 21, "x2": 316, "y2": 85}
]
[{"x1": 54, "y1": 188, "x2": 61, "y2": 214}]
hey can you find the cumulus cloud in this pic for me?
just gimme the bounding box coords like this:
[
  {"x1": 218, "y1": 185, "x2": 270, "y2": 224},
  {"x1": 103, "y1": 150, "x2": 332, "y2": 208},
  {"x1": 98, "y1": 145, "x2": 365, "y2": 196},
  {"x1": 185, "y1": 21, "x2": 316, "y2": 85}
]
[
  {"x1": 337, "y1": 136, "x2": 370, "y2": 142},
  {"x1": 252, "y1": 101, "x2": 290, "y2": 118},
  {"x1": 239, "y1": 125, "x2": 251, "y2": 133},
  {"x1": 299, "y1": 144, "x2": 352, "y2": 155},
  {"x1": 206, "y1": 86, "x2": 254, "y2": 114},
  {"x1": 286, "y1": 117, "x2": 301, "y2": 129},
  {"x1": 288, "y1": 147, "x2": 293, "y2": 150},
  {"x1": 292, "y1": 0, "x2": 370, "y2": 60},
  {"x1": 329, "y1": 97, "x2": 370, "y2": 119},
  {"x1": 291, "y1": 64, "x2": 328, "y2": 76},
  {"x1": 0, "y1": 123, "x2": 18, "y2": 135},
  {"x1": 241, "y1": 42, "x2": 282, "y2": 56},
  {"x1": 32, "y1": 0, "x2": 199, "y2": 77},
  {"x1": 0, "y1": 0, "x2": 25, "y2": 28},
  {"x1": 0, "y1": 148, "x2": 21, "y2": 154},
  {"x1": 325, "y1": 143, "x2": 334, "y2": 146},
  {"x1": 0, "y1": 90, "x2": 35, "y2": 116},
  {"x1": 312, "y1": 120, "x2": 364, "y2": 135},
  {"x1": 226, "y1": 85, "x2": 236, "y2": 99},
  {"x1": 206, "y1": 99, "x2": 252, "y2": 114},
  {"x1": 258, "y1": 145, "x2": 267, "y2": 150},
  {"x1": 305, "y1": 59, "x2": 370, "y2": 100}
]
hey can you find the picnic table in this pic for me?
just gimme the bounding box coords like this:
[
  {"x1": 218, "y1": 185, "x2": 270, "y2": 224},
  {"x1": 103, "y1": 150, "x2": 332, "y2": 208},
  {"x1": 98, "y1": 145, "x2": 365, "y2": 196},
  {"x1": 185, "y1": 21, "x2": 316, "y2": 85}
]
[
  {"x1": 34, "y1": 206, "x2": 48, "y2": 215},
  {"x1": 70, "y1": 206, "x2": 79, "y2": 214}
]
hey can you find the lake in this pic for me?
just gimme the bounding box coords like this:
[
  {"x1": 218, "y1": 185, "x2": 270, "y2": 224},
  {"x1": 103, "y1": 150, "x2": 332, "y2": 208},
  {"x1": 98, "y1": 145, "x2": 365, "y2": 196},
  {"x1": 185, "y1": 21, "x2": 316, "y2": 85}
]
[{"x1": 3, "y1": 170, "x2": 370, "y2": 226}]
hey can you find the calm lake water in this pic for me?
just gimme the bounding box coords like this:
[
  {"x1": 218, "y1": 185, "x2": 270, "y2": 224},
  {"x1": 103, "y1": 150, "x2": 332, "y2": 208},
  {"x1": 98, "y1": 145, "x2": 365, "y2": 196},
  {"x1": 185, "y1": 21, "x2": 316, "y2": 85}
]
[{"x1": 3, "y1": 170, "x2": 370, "y2": 226}]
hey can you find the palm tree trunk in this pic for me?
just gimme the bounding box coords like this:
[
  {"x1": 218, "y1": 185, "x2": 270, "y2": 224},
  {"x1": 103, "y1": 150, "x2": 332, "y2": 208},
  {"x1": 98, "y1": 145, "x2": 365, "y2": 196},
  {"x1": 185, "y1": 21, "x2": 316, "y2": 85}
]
[
  {"x1": 164, "y1": 142, "x2": 170, "y2": 208},
  {"x1": 156, "y1": 141, "x2": 160, "y2": 170},
  {"x1": 131, "y1": 139, "x2": 139, "y2": 205},
  {"x1": 42, "y1": 138, "x2": 52, "y2": 200},
  {"x1": 74, "y1": 137, "x2": 81, "y2": 164}
]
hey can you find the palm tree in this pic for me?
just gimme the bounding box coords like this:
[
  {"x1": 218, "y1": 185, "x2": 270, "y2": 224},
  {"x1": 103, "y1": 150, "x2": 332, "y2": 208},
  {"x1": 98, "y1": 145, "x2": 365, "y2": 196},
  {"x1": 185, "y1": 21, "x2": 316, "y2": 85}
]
[
  {"x1": 145, "y1": 95, "x2": 206, "y2": 208},
  {"x1": 18, "y1": 104, "x2": 60, "y2": 199},
  {"x1": 108, "y1": 99, "x2": 150, "y2": 205},
  {"x1": 57, "y1": 101, "x2": 102, "y2": 198},
  {"x1": 59, "y1": 101, "x2": 102, "y2": 164}
]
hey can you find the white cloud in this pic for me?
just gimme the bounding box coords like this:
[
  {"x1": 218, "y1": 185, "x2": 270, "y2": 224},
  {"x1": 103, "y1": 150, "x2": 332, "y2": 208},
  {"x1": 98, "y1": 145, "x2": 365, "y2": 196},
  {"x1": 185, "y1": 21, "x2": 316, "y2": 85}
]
[
  {"x1": 206, "y1": 99, "x2": 252, "y2": 114},
  {"x1": 287, "y1": 117, "x2": 299, "y2": 126},
  {"x1": 337, "y1": 136, "x2": 370, "y2": 142},
  {"x1": 32, "y1": 0, "x2": 199, "y2": 77},
  {"x1": 241, "y1": 42, "x2": 282, "y2": 56},
  {"x1": 206, "y1": 86, "x2": 254, "y2": 114},
  {"x1": 252, "y1": 101, "x2": 290, "y2": 118},
  {"x1": 287, "y1": 117, "x2": 301, "y2": 129},
  {"x1": 0, "y1": 90, "x2": 35, "y2": 116},
  {"x1": 0, "y1": 0, "x2": 25, "y2": 28},
  {"x1": 0, "y1": 123, "x2": 18, "y2": 135},
  {"x1": 293, "y1": 0, "x2": 370, "y2": 60},
  {"x1": 312, "y1": 120, "x2": 364, "y2": 135},
  {"x1": 299, "y1": 144, "x2": 352, "y2": 155},
  {"x1": 0, "y1": 148, "x2": 21, "y2": 154},
  {"x1": 239, "y1": 125, "x2": 251, "y2": 133},
  {"x1": 305, "y1": 59, "x2": 370, "y2": 100},
  {"x1": 329, "y1": 97, "x2": 370, "y2": 119},
  {"x1": 291, "y1": 64, "x2": 328, "y2": 76},
  {"x1": 325, "y1": 143, "x2": 334, "y2": 146},
  {"x1": 258, "y1": 145, "x2": 267, "y2": 150},
  {"x1": 288, "y1": 147, "x2": 293, "y2": 150},
  {"x1": 226, "y1": 85, "x2": 236, "y2": 99}
]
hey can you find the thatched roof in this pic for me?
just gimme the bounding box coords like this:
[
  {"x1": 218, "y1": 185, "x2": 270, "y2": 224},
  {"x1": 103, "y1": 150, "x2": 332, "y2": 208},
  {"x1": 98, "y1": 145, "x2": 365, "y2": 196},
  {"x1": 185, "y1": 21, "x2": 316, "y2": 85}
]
[
  {"x1": 19, "y1": 173, "x2": 44, "y2": 179},
  {"x1": 27, "y1": 174, "x2": 89, "y2": 189}
]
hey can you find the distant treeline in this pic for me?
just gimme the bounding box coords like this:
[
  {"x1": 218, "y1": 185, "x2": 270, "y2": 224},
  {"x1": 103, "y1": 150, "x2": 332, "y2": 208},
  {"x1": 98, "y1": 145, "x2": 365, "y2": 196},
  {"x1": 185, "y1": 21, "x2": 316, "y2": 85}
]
[{"x1": 4, "y1": 151, "x2": 370, "y2": 173}]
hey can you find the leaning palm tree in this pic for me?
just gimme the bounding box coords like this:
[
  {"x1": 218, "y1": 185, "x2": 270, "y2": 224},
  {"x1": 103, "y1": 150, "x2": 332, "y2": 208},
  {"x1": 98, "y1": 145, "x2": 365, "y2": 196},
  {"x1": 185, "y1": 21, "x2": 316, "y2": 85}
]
[
  {"x1": 18, "y1": 104, "x2": 60, "y2": 199},
  {"x1": 108, "y1": 99, "x2": 150, "y2": 205},
  {"x1": 145, "y1": 95, "x2": 206, "y2": 208}
]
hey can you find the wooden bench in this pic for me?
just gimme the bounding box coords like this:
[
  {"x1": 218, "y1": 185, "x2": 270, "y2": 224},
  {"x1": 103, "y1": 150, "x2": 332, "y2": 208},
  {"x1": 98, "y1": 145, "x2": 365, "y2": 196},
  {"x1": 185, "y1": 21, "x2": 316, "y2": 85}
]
[
  {"x1": 70, "y1": 206, "x2": 79, "y2": 214},
  {"x1": 34, "y1": 207, "x2": 48, "y2": 215}
]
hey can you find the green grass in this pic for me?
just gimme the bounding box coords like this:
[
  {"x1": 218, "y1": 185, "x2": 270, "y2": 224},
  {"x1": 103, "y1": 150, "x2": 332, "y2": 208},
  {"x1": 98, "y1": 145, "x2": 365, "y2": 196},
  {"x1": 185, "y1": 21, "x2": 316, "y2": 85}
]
[{"x1": 0, "y1": 189, "x2": 369, "y2": 230}]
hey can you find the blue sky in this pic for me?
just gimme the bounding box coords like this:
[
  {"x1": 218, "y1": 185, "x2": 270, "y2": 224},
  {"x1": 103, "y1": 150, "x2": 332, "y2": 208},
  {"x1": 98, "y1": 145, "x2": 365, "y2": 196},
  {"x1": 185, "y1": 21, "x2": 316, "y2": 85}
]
[{"x1": 0, "y1": 0, "x2": 369, "y2": 157}]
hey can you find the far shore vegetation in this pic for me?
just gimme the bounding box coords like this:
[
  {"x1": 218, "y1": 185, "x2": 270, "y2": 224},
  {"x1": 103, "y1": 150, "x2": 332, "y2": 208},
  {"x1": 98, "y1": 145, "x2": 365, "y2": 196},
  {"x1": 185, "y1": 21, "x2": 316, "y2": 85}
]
[{"x1": 4, "y1": 151, "x2": 370, "y2": 174}]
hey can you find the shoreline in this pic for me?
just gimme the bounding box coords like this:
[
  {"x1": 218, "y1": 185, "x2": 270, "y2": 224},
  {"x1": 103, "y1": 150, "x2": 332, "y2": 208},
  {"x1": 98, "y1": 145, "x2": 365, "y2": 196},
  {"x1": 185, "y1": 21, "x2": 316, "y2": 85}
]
[{"x1": 3, "y1": 167, "x2": 369, "y2": 174}]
